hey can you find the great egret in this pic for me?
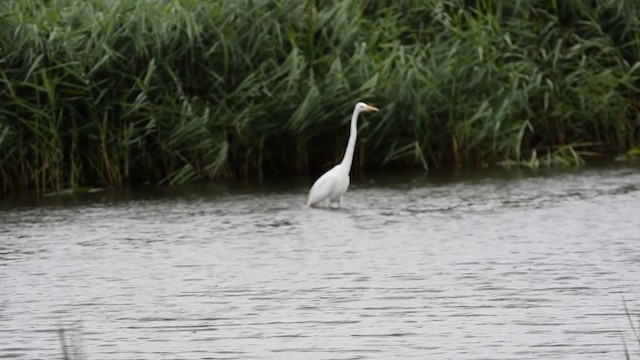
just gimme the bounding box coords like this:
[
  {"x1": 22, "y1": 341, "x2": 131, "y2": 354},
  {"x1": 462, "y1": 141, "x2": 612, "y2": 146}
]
[{"x1": 307, "y1": 102, "x2": 379, "y2": 208}]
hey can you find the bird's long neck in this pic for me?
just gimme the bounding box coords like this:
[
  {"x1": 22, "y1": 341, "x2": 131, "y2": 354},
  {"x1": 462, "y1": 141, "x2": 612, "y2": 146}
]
[{"x1": 339, "y1": 108, "x2": 361, "y2": 172}]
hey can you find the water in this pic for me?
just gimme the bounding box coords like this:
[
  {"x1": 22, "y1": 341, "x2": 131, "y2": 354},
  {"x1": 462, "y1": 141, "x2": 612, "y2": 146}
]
[{"x1": 1, "y1": 166, "x2": 639, "y2": 359}]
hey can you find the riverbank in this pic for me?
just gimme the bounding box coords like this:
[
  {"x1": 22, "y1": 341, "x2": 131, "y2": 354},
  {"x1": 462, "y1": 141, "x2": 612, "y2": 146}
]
[{"x1": 1, "y1": 0, "x2": 639, "y2": 193}]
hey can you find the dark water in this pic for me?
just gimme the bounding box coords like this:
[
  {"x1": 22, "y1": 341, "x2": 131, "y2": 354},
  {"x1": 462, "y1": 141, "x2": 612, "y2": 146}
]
[{"x1": 1, "y1": 166, "x2": 639, "y2": 359}]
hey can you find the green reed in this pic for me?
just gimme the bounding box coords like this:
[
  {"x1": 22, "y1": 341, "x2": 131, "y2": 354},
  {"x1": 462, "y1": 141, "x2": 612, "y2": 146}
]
[{"x1": 1, "y1": 0, "x2": 639, "y2": 193}]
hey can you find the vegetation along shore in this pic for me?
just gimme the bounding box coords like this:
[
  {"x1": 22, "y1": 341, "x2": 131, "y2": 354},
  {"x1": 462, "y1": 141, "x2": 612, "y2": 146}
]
[{"x1": 1, "y1": 0, "x2": 639, "y2": 193}]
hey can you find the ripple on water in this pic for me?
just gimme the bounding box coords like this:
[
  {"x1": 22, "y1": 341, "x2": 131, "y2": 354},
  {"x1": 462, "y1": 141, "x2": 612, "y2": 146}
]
[{"x1": 0, "y1": 167, "x2": 639, "y2": 359}]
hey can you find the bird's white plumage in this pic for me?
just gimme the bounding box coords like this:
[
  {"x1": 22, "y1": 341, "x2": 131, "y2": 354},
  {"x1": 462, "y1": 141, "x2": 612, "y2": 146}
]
[
  {"x1": 307, "y1": 164, "x2": 350, "y2": 208},
  {"x1": 307, "y1": 102, "x2": 378, "y2": 208}
]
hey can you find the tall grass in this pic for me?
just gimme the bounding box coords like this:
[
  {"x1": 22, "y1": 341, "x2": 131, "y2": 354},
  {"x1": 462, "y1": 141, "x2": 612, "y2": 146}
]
[{"x1": 1, "y1": 0, "x2": 639, "y2": 193}]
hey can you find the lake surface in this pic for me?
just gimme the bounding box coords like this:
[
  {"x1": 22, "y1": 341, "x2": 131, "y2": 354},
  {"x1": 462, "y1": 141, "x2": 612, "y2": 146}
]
[{"x1": 1, "y1": 166, "x2": 639, "y2": 359}]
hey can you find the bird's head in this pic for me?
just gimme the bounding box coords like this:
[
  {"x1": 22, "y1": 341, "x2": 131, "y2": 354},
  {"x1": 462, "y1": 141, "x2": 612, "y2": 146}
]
[{"x1": 355, "y1": 102, "x2": 379, "y2": 113}]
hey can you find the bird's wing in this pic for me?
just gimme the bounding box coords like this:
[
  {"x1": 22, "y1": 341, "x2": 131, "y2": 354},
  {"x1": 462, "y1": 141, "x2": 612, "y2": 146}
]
[{"x1": 307, "y1": 167, "x2": 339, "y2": 206}]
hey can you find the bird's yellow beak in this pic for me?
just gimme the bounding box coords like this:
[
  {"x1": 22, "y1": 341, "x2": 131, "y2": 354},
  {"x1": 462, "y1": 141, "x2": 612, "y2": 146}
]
[{"x1": 365, "y1": 105, "x2": 379, "y2": 112}]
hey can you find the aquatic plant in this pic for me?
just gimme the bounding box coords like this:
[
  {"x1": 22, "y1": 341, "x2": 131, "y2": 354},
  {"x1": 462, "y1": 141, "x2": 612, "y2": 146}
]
[
  {"x1": 1, "y1": 0, "x2": 639, "y2": 193},
  {"x1": 59, "y1": 328, "x2": 82, "y2": 360},
  {"x1": 623, "y1": 299, "x2": 640, "y2": 359}
]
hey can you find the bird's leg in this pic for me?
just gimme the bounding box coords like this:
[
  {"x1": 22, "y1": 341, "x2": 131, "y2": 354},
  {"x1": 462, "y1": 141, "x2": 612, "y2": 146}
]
[
  {"x1": 328, "y1": 199, "x2": 338, "y2": 209},
  {"x1": 337, "y1": 196, "x2": 343, "y2": 208}
]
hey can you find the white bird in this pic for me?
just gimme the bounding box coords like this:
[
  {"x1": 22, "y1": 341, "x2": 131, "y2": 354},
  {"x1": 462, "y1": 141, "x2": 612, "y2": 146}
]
[{"x1": 307, "y1": 101, "x2": 379, "y2": 208}]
